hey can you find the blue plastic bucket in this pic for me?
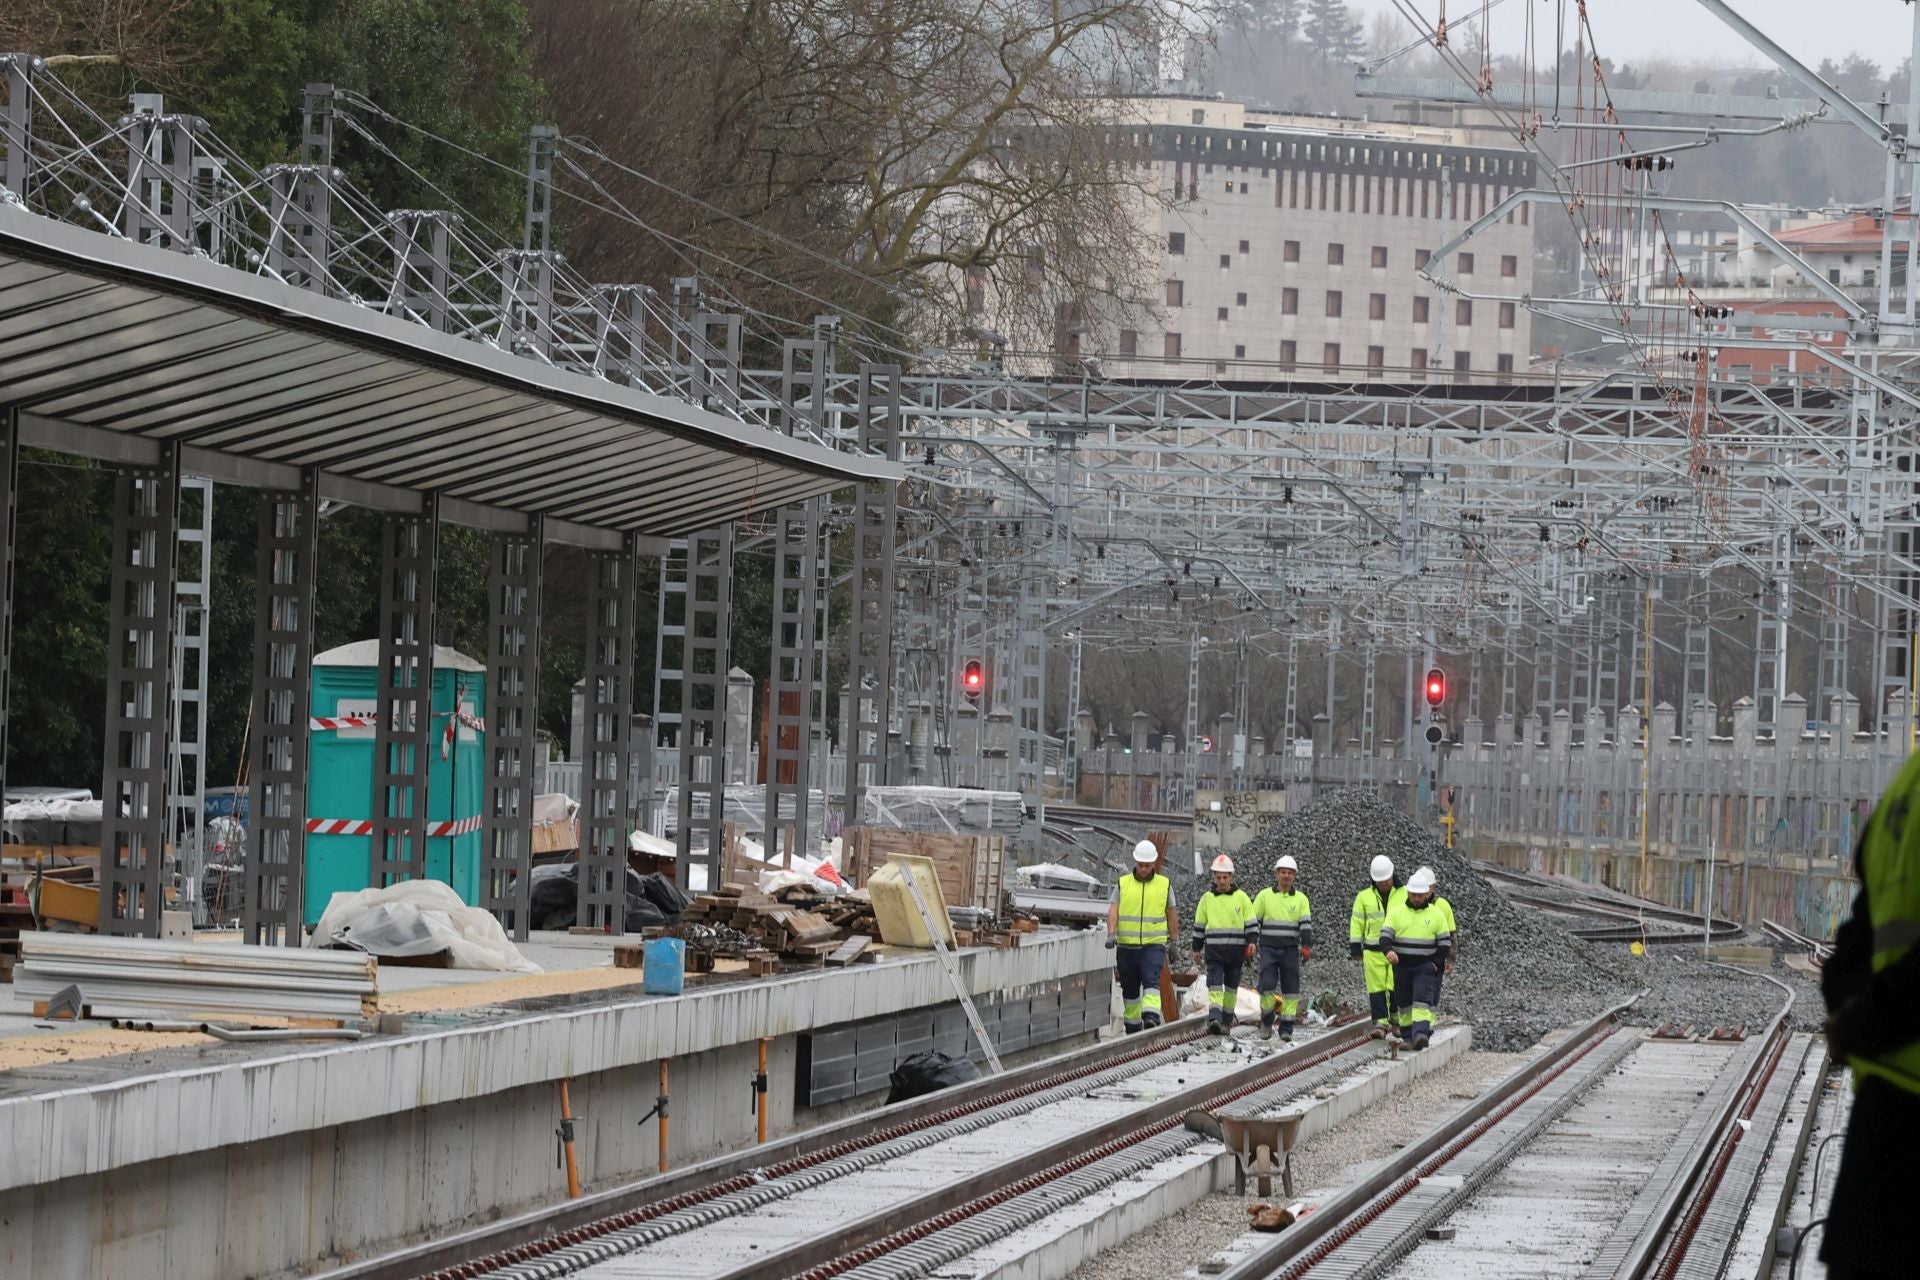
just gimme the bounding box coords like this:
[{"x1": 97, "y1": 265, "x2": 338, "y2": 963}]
[{"x1": 643, "y1": 938, "x2": 685, "y2": 995}]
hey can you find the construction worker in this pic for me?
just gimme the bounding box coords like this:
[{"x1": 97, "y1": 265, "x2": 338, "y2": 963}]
[
  {"x1": 1192, "y1": 854, "x2": 1256, "y2": 1035},
  {"x1": 1377, "y1": 866, "x2": 1452, "y2": 1050},
  {"x1": 1818, "y1": 756, "x2": 1920, "y2": 1280},
  {"x1": 1251, "y1": 854, "x2": 1313, "y2": 1041},
  {"x1": 1420, "y1": 866, "x2": 1460, "y2": 975},
  {"x1": 1105, "y1": 839, "x2": 1178, "y2": 1034},
  {"x1": 1348, "y1": 855, "x2": 1403, "y2": 1037}
]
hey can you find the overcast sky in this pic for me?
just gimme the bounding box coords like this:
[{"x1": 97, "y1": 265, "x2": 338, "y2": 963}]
[{"x1": 1348, "y1": 0, "x2": 1916, "y2": 72}]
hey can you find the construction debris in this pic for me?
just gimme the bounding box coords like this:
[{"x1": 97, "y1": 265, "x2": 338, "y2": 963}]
[{"x1": 15, "y1": 930, "x2": 377, "y2": 1023}]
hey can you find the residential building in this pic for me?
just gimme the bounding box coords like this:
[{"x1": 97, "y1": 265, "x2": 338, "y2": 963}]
[{"x1": 1092, "y1": 97, "x2": 1537, "y2": 383}]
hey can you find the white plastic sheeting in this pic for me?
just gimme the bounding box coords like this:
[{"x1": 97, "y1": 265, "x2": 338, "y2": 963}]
[{"x1": 307, "y1": 880, "x2": 541, "y2": 973}]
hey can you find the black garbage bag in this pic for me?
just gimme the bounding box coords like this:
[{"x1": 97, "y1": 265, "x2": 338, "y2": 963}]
[
  {"x1": 527, "y1": 863, "x2": 684, "y2": 931},
  {"x1": 885, "y1": 1050, "x2": 981, "y2": 1104},
  {"x1": 638, "y1": 872, "x2": 690, "y2": 919}
]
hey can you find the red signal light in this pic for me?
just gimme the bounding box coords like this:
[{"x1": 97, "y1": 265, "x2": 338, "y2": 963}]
[
  {"x1": 1425, "y1": 668, "x2": 1446, "y2": 707},
  {"x1": 962, "y1": 659, "x2": 985, "y2": 701}
]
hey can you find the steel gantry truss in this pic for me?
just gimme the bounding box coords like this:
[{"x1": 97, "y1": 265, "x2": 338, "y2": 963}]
[{"x1": 3, "y1": 3, "x2": 1919, "y2": 940}]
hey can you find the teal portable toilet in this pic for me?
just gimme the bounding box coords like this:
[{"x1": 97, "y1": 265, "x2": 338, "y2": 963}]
[{"x1": 306, "y1": 641, "x2": 488, "y2": 926}]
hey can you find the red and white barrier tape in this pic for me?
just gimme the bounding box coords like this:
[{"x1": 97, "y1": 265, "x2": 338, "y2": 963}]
[{"x1": 306, "y1": 815, "x2": 484, "y2": 838}]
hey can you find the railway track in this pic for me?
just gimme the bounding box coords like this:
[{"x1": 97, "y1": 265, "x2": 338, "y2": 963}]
[
  {"x1": 1046, "y1": 803, "x2": 1194, "y2": 830},
  {"x1": 339, "y1": 1017, "x2": 1385, "y2": 1280},
  {"x1": 1211, "y1": 975, "x2": 1820, "y2": 1280}
]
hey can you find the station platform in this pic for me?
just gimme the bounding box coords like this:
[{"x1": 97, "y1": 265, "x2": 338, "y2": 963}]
[{"x1": 0, "y1": 927, "x2": 1111, "y2": 1280}]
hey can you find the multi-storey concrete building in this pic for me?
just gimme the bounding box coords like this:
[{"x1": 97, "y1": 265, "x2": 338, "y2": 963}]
[{"x1": 1090, "y1": 97, "x2": 1537, "y2": 383}]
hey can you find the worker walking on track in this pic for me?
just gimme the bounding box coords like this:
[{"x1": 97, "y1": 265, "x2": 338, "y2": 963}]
[
  {"x1": 1349, "y1": 855, "x2": 1403, "y2": 1037},
  {"x1": 1252, "y1": 854, "x2": 1313, "y2": 1041},
  {"x1": 1105, "y1": 840, "x2": 1179, "y2": 1034},
  {"x1": 1422, "y1": 866, "x2": 1459, "y2": 975},
  {"x1": 1819, "y1": 755, "x2": 1920, "y2": 1280},
  {"x1": 1377, "y1": 866, "x2": 1451, "y2": 1050},
  {"x1": 1193, "y1": 855, "x2": 1257, "y2": 1035}
]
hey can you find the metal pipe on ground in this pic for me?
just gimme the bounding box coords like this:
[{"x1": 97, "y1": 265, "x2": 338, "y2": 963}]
[{"x1": 108, "y1": 1018, "x2": 366, "y2": 1042}]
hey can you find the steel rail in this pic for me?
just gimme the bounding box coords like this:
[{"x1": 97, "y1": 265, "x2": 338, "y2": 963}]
[
  {"x1": 327, "y1": 1016, "x2": 1221, "y2": 1280},
  {"x1": 1605, "y1": 969, "x2": 1798, "y2": 1280},
  {"x1": 1211, "y1": 993, "x2": 1645, "y2": 1280},
  {"x1": 1046, "y1": 803, "x2": 1196, "y2": 830},
  {"x1": 707, "y1": 1022, "x2": 1379, "y2": 1280}
]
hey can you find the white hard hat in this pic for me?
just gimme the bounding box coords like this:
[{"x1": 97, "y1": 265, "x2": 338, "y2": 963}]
[
  {"x1": 1407, "y1": 867, "x2": 1436, "y2": 894},
  {"x1": 1370, "y1": 855, "x2": 1395, "y2": 881},
  {"x1": 1132, "y1": 839, "x2": 1160, "y2": 864},
  {"x1": 1210, "y1": 854, "x2": 1236, "y2": 874},
  {"x1": 1417, "y1": 865, "x2": 1437, "y2": 886},
  {"x1": 1274, "y1": 855, "x2": 1299, "y2": 872}
]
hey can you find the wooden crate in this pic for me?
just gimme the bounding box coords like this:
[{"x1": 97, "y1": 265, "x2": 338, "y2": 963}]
[{"x1": 841, "y1": 828, "x2": 1006, "y2": 911}]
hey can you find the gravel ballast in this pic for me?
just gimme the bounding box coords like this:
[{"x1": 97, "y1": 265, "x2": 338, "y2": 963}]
[{"x1": 1166, "y1": 789, "x2": 1822, "y2": 1049}]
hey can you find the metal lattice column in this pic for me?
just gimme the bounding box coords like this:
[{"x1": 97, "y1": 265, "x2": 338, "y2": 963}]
[
  {"x1": 371, "y1": 503, "x2": 438, "y2": 888},
  {"x1": 98, "y1": 452, "x2": 179, "y2": 936},
  {"x1": 482, "y1": 520, "x2": 543, "y2": 940},
  {"x1": 765, "y1": 335, "x2": 829, "y2": 863},
  {"x1": 0, "y1": 410, "x2": 17, "y2": 799},
  {"x1": 1232, "y1": 631, "x2": 1250, "y2": 789},
  {"x1": 1183, "y1": 628, "x2": 1201, "y2": 804},
  {"x1": 845, "y1": 364, "x2": 900, "y2": 821},
  {"x1": 242, "y1": 476, "x2": 318, "y2": 944},
  {"x1": 170, "y1": 478, "x2": 211, "y2": 922},
  {"x1": 1282, "y1": 631, "x2": 1300, "y2": 753},
  {"x1": 676, "y1": 525, "x2": 733, "y2": 891},
  {"x1": 1360, "y1": 640, "x2": 1379, "y2": 757},
  {"x1": 1012, "y1": 566, "x2": 1045, "y2": 807},
  {"x1": 261, "y1": 84, "x2": 333, "y2": 290},
  {"x1": 1754, "y1": 572, "x2": 1789, "y2": 740},
  {"x1": 579, "y1": 539, "x2": 637, "y2": 931},
  {"x1": 123, "y1": 96, "x2": 195, "y2": 248},
  {"x1": 389, "y1": 212, "x2": 456, "y2": 331},
  {"x1": 1, "y1": 55, "x2": 33, "y2": 199},
  {"x1": 1065, "y1": 630, "x2": 1085, "y2": 786}
]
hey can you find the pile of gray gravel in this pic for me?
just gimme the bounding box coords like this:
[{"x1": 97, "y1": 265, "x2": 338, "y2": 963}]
[{"x1": 1171, "y1": 789, "x2": 1822, "y2": 1050}]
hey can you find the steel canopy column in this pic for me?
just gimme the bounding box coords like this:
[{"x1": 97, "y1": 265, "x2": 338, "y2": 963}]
[
  {"x1": 579, "y1": 537, "x2": 637, "y2": 931},
  {"x1": 676, "y1": 525, "x2": 733, "y2": 892},
  {"x1": 845, "y1": 364, "x2": 900, "y2": 824},
  {"x1": 371, "y1": 501, "x2": 438, "y2": 888},
  {"x1": 99, "y1": 448, "x2": 180, "y2": 936},
  {"x1": 0, "y1": 410, "x2": 16, "y2": 801},
  {"x1": 766, "y1": 336, "x2": 828, "y2": 865},
  {"x1": 482, "y1": 519, "x2": 543, "y2": 939},
  {"x1": 243, "y1": 476, "x2": 318, "y2": 943}
]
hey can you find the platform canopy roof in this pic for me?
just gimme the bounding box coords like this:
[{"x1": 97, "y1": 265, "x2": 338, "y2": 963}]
[{"x1": 0, "y1": 205, "x2": 896, "y2": 549}]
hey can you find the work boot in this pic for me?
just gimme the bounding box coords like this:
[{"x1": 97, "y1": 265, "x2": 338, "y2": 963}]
[
  {"x1": 1142, "y1": 1012, "x2": 1163, "y2": 1030},
  {"x1": 1123, "y1": 1021, "x2": 1143, "y2": 1036},
  {"x1": 1208, "y1": 1019, "x2": 1226, "y2": 1036},
  {"x1": 1279, "y1": 1023, "x2": 1294, "y2": 1043},
  {"x1": 1410, "y1": 1033, "x2": 1431, "y2": 1052},
  {"x1": 1368, "y1": 1025, "x2": 1387, "y2": 1041},
  {"x1": 1259, "y1": 1022, "x2": 1275, "y2": 1041}
]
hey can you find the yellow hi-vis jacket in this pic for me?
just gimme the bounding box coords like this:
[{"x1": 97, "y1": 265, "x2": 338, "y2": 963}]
[
  {"x1": 1844, "y1": 754, "x2": 1920, "y2": 1095},
  {"x1": 1115, "y1": 873, "x2": 1172, "y2": 946},
  {"x1": 1251, "y1": 888, "x2": 1313, "y2": 949},
  {"x1": 1193, "y1": 886, "x2": 1256, "y2": 951}
]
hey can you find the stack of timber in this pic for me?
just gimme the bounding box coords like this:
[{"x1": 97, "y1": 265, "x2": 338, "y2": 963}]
[
  {"x1": 13, "y1": 931, "x2": 378, "y2": 1023},
  {"x1": 676, "y1": 885, "x2": 860, "y2": 968},
  {"x1": 841, "y1": 826, "x2": 1008, "y2": 914}
]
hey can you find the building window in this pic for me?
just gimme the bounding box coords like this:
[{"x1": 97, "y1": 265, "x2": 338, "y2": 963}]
[
  {"x1": 1413, "y1": 296, "x2": 1429, "y2": 323},
  {"x1": 1496, "y1": 353, "x2": 1515, "y2": 377},
  {"x1": 1282, "y1": 287, "x2": 1298, "y2": 315},
  {"x1": 1372, "y1": 245, "x2": 1388, "y2": 268},
  {"x1": 1217, "y1": 306, "x2": 1229, "y2": 321},
  {"x1": 1499, "y1": 301, "x2": 1516, "y2": 329},
  {"x1": 1239, "y1": 181, "x2": 1249, "y2": 194},
  {"x1": 1323, "y1": 342, "x2": 1341, "y2": 371},
  {"x1": 1866, "y1": 267, "x2": 1878, "y2": 286},
  {"x1": 1829, "y1": 268, "x2": 1842, "y2": 284},
  {"x1": 1165, "y1": 332, "x2": 1183, "y2": 359},
  {"x1": 1192, "y1": 108, "x2": 1206, "y2": 124},
  {"x1": 1501, "y1": 253, "x2": 1518, "y2": 278},
  {"x1": 1367, "y1": 345, "x2": 1385, "y2": 375},
  {"x1": 1215, "y1": 360, "x2": 1227, "y2": 373},
  {"x1": 1454, "y1": 350, "x2": 1471, "y2": 372},
  {"x1": 1220, "y1": 254, "x2": 1231, "y2": 268},
  {"x1": 1167, "y1": 280, "x2": 1185, "y2": 307},
  {"x1": 1280, "y1": 339, "x2": 1297, "y2": 369},
  {"x1": 1284, "y1": 240, "x2": 1300, "y2": 262},
  {"x1": 1119, "y1": 329, "x2": 1137, "y2": 356},
  {"x1": 1326, "y1": 290, "x2": 1343, "y2": 317},
  {"x1": 1168, "y1": 232, "x2": 1185, "y2": 255},
  {"x1": 1234, "y1": 343, "x2": 1247, "y2": 358},
  {"x1": 1239, "y1": 239, "x2": 1251, "y2": 254},
  {"x1": 1415, "y1": 248, "x2": 1432, "y2": 269},
  {"x1": 1369, "y1": 293, "x2": 1386, "y2": 320},
  {"x1": 1236, "y1": 292, "x2": 1248, "y2": 306},
  {"x1": 1411, "y1": 348, "x2": 1428, "y2": 371},
  {"x1": 1458, "y1": 252, "x2": 1475, "y2": 274},
  {"x1": 1456, "y1": 299, "x2": 1473, "y2": 326},
  {"x1": 1328, "y1": 243, "x2": 1345, "y2": 265},
  {"x1": 965, "y1": 268, "x2": 985, "y2": 315}
]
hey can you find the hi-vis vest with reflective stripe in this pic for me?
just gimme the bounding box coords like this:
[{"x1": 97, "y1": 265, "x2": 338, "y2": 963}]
[
  {"x1": 1379, "y1": 897, "x2": 1451, "y2": 961},
  {"x1": 1349, "y1": 883, "x2": 1401, "y2": 945},
  {"x1": 1195, "y1": 888, "x2": 1256, "y2": 948},
  {"x1": 1252, "y1": 888, "x2": 1312, "y2": 946},
  {"x1": 1853, "y1": 754, "x2": 1920, "y2": 1095},
  {"x1": 1116, "y1": 873, "x2": 1171, "y2": 946}
]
